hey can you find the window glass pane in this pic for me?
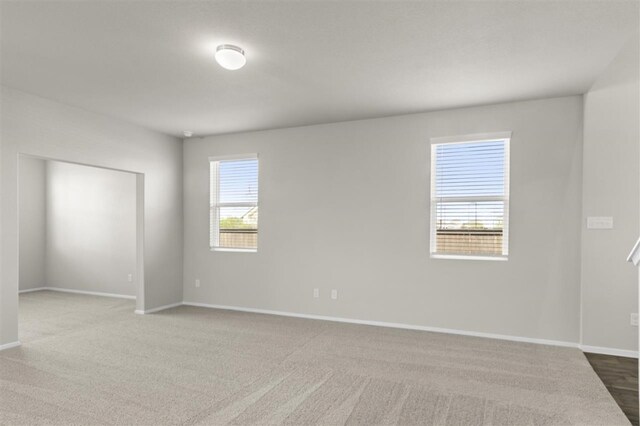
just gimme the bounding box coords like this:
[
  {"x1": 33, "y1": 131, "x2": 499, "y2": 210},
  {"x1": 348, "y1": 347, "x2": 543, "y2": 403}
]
[
  {"x1": 435, "y1": 201, "x2": 504, "y2": 231},
  {"x1": 435, "y1": 201, "x2": 503, "y2": 256},
  {"x1": 218, "y1": 206, "x2": 258, "y2": 249},
  {"x1": 219, "y1": 159, "x2": 258, "y2": 204},
  {"x1": 435, "y1": 141, "x2": 505, "y2": 198}
]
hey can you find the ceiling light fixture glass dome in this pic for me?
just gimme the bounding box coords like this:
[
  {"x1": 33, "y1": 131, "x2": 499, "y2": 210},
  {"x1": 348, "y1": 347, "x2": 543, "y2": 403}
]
[{"x1": 215, "y1": 44, "x2": 246, "y2": 70}]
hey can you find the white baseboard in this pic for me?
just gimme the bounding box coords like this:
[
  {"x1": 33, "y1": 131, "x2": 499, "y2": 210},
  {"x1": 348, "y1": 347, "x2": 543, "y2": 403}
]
[
  {"x1": 18, "y1": 287, "x2": 47, "y2": 294},
  {"x1": 19, "y1": 287, "x2": 135, "y2": 300},
  {"x1": 182, "y1": 301, "x2": 579, "y2": 349},
  {"x1": 135, "y1": 301, "x2": 183, "y2": 315},
  {"x1": 0, "y1": 341, "x2": 21, "y2": 351},
  {"x1": 580, "y1": 345, "x2": 639, "y2": 359},
  {"x1": 17, "y1": 291, "x2": 638, "y2": 358},
  {"x1": 47, "y1": 287, "x2": 135, "y2": 300}
]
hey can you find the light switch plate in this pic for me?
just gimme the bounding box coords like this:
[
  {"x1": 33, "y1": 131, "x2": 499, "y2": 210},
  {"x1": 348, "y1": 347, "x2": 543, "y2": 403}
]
[{"x1": 587, "y1": 216, "x2": 613, "y2": 229}]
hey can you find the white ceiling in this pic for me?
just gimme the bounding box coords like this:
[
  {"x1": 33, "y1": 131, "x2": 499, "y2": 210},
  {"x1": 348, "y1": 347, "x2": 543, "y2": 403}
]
[{"x1": 1, "y1": 1, "x2": 638, "y2": 137}]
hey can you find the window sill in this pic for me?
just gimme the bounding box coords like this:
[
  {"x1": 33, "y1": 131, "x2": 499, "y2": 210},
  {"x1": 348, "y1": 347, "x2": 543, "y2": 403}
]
[
  {"x1": 430, "y1": 254, "x2": 508, "y2": 262},
  {"x1": 210, "y1": 247, "x2": 257, "y2": 253}
]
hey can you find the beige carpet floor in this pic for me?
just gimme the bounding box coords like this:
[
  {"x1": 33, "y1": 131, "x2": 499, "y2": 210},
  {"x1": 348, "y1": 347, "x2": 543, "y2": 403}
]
[{"x1": 0, "y1": 291, "x2": 630, "y2": 425}]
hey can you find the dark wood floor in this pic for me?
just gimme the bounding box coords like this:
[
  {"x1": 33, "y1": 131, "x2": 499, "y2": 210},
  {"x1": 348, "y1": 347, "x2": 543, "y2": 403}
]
[{"x1": 585, "y1": 352, "x2": 638, "y2": 426}]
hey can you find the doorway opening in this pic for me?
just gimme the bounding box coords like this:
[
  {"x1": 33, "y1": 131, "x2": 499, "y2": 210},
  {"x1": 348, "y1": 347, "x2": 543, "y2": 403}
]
[{"x1": 17, "y1": 154, "x2": 145, "y2": 342}]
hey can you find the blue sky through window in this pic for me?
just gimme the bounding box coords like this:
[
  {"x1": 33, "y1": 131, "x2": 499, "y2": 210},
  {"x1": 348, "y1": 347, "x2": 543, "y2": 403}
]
[
  {"x1": 435, "y1": 140, "x2": 505, "y2": 198},
  {"x1": 218, "y1": 159, "x2": 259, "y2": 204},
  {"x1": 216, "y1": 158, "x2": 259, "y2": 224}
]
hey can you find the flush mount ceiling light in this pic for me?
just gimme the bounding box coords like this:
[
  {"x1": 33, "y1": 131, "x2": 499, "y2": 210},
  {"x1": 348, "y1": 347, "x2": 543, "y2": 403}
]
[{"x1": 215, "y1": 44, "x2": 246, "y2": 70}]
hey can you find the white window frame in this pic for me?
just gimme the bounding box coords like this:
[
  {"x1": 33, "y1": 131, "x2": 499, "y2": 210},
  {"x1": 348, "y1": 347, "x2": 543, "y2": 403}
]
[
  {"x1": 429, "y1": 132, "x2": 511, "y2": 261},
  {"x1": 209, "y1": 153, "x2": 259, "y2": 253}
]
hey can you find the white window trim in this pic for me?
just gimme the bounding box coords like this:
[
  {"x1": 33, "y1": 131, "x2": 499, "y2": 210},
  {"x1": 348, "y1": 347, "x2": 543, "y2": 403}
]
[
  {"x1": 211, "y1": 247, "x2": 257, "y2": 253},
  {"x1": 430, "y1": 254, "x2": 509, "y2": 262},
  {"x1": 209, "y1": 154, "x2": 259, "y2": 252},
  {"x1": 429, "y1": 132, "x2": 511, "y2": 260},
  {"x1": 208, "y1": 153, "x2": 258, "y2": 162},
  {"x1": 430, "y1": 131, "x2": 512, "y2": 145}
]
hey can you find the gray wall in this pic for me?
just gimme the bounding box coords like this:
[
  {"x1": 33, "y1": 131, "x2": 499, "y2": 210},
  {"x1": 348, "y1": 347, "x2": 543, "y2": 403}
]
[
  {"x1": 46, "y1": 161, "x2": 137, "y2": 297},
  {"x1": 581, "y1": 35, "x2": 640, "y2": 352},
  {"x1": 18, "y1": 156, "x2": 46, "y2": 291},
  {"x1": 1, "y1": 86, "x2": 183, "y2": 346},
  {"x1": 184, "y1": 96, "x2": 584, "y2": 344}
]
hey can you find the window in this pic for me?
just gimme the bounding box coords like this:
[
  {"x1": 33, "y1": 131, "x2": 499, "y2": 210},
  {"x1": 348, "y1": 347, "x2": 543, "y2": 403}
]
[
  {"x1": 430, "y1": 133, "x2": 510, "y2": 260},
  {"x1": 210, "y1": 155, "x2": 259, "y2": 251}
]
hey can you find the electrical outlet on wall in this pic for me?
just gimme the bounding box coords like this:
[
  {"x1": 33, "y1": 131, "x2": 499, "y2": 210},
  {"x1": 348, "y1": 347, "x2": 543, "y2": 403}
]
[
  {"x1": 127, "y1": 274, "x2": 133, "y2": 283},
  {"x1": 331, "y1": 289, "x2": 338, "y2": 300},
  {"x1": 195, "y1": 279, "x2": 201, "y2": 288},
  {"x1": 587, "y1": 216, "x2": 614, "y2": 229},
  {"x1": 631, "y1": 313, "x2": 638, "y2": 327},
  {"x1": 313, "y1": 288, "x2": 319, "y2": 298}
]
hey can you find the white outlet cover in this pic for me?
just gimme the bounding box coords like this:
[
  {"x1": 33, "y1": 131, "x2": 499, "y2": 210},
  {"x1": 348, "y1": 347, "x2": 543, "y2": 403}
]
[
  {"x1": 331, "y1": 289, "x2": 338, "y2": 300},
  {"x1": 195, "y1": 279, "x2": 201, "y2": 288},
  {"x1": 587, "y1": 216, "x2": 613, "y2": 229},
  {"x1": 127, "y1": 274, "x2": 133, "y2": 282},
  {"x1": 631, "y1": 313, "x2": 638, "y2": 327},
  {"x1": 313, "y1": 288, "x2": 319, "y2": 298}
]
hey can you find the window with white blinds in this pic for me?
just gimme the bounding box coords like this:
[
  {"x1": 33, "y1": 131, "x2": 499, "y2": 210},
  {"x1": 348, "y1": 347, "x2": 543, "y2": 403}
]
[
  {"x1": 430, "y1": 134, "x2": 510, "y2": 259},
  {"x1": 210, "y1": 155, "x2": 259, "y2": 251}
]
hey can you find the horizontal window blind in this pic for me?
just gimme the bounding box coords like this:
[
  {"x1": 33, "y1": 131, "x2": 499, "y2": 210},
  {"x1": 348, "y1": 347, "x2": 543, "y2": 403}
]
[
  {"x1": 430, "y1": 138, "x2": 509, "y2": 258},
  {"x1": 210, "y1": 156, "x2": 259, "y2": 251}
]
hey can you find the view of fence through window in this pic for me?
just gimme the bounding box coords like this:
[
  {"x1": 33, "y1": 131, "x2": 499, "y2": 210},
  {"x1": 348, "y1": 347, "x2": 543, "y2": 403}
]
[
  {"x1": 431, "y1": 138, "x2": 509, "y2": 257},
  {"x1": 210, "y1": 156, "x2": 258, "y2": 250}
]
